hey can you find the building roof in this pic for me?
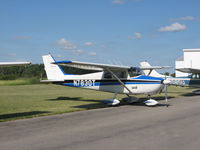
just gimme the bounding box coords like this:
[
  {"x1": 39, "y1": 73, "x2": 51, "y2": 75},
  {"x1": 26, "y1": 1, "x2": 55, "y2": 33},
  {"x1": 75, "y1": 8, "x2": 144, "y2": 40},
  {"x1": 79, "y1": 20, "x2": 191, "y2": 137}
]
[{"x1": 183, "y1": 49, "x2": 200, "y2": 52}]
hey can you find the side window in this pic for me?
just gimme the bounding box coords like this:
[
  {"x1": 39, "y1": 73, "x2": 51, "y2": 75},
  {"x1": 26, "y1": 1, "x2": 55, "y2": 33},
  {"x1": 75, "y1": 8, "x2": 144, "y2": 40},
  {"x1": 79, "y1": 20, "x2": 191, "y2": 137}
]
[
  {"x1": 197, "y1": 74, "x2": 200, "y2": 79},
  {"x1": 119, "y1": 71, "x2": 126, "y2": 78},
  {"x1": 128, "y1": 67, "x2": 141, "y2": 77},
  {"x1": 104, "y1": 72, "x2": 112, "y2": 79},
  {"x1": 191, "y1": 74, "x2": 199, "y2": 79},
  {"x1": 191, "y1": 74, "x2": 195, "y2": 79},
  {"x1": 103, "y1": 71, "x2": 127, "y2": 79}
]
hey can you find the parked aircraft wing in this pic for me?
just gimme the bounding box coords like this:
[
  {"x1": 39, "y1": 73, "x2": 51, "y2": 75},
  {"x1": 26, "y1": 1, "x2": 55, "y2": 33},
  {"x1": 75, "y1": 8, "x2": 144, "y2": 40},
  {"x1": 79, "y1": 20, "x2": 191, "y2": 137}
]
[
  {"x1": 176, "y1": 68, "x2": 200, "y2": 74},
  {"x1": 0, "y1": 62, "x2": 31, "y2": 67}
]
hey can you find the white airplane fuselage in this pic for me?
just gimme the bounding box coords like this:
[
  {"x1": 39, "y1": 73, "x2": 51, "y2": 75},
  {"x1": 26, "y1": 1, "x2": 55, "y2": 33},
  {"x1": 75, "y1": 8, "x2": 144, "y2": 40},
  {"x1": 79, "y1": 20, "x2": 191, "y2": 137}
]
[{"x1": 54, "y1": 72, "x2": 164, "y2": 95}]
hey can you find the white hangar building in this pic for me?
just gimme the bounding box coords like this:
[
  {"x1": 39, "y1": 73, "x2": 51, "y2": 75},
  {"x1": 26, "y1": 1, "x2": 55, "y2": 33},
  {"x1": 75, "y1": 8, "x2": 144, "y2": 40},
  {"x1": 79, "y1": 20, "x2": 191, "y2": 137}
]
[{"x1": 176, "y1": 49, "x2": 200, "y2": 77}]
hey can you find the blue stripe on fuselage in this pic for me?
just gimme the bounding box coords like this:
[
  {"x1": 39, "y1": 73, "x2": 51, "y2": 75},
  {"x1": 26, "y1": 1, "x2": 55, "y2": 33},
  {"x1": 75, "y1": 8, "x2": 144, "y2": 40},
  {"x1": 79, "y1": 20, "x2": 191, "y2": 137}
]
[
  {"x1": 132, "y1": 75, "x2": 163, "y2": 81},
  {"x1": 63, "y1": 81, "x2": 161, "y2": 87}
]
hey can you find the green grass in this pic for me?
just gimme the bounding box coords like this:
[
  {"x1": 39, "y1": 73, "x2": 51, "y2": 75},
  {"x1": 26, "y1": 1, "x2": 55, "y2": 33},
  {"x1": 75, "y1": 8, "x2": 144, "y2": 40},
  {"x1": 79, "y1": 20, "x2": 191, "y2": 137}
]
[
  {"x1": 0, "y1": 84, "x2": 197, "y2": 122},
  {"x1": 0, "y1": 78, "x2": 39, "y2": 86}
]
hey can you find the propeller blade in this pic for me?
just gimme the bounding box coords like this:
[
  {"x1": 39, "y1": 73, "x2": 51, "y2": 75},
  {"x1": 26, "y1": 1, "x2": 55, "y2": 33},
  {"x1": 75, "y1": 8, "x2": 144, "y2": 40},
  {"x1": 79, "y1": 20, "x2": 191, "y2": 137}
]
[
  {"x1": 163, "y1": 75, "x2": 169, "y2": 106},
  {"x1": 165, "y1": 84, "x2": 168, "y2": 103}
]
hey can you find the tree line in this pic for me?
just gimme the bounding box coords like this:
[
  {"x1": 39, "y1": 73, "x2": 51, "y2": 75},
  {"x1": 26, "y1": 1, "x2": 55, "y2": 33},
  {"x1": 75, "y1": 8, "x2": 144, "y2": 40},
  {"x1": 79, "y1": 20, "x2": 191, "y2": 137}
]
[
  {"x1": 0, "y1": 64, "x2": 46, "y2": 80},
  {"x1": 0, "y1": 64, "x2": 174, "y2": 80},
  {"x1": 0, "y1": 64, "x2": 98, "y2": 80}
]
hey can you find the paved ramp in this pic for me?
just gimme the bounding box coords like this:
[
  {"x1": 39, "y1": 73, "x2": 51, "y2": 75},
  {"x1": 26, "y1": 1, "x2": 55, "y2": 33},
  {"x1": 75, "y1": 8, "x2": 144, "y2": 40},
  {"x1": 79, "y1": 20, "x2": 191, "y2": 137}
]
[{"x1": 1, "y1": 96, "x2": 200, "y2": 150}]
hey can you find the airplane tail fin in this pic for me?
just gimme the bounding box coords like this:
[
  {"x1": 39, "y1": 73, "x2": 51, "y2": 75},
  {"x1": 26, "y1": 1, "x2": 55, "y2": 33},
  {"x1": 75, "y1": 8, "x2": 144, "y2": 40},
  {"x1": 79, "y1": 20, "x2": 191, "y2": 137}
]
[
  {"x1": 140, "y1": 61, "x2": 165, "y2": 77},
  {"x1": 42, "y1": 54, "x2": 65, "y2": 80}
]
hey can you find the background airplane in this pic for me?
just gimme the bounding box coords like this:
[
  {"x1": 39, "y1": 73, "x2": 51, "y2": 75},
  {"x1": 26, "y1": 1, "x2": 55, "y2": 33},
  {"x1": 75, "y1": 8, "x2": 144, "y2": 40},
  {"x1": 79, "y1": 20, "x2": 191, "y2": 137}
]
[
  {"x1": 41, "y1": 54, "x2": 170, "y2": 106},
  {"x1": 0, "y1": 62, "x2": 31, "y2": 67},
  {"x1": 140, "y1": 61, "x2": 200, "y2": 94}
]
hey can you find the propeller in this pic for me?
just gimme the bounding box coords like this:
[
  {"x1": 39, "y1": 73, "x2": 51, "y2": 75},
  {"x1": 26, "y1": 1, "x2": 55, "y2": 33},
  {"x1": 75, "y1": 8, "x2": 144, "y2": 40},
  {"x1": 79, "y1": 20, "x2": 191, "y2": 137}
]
[
  {"x1": 163, "y1": 76, "x2": 170, "y2": 106},
  {"x1": 164, "y1": 82, "x2": 168, "y2": 103}
]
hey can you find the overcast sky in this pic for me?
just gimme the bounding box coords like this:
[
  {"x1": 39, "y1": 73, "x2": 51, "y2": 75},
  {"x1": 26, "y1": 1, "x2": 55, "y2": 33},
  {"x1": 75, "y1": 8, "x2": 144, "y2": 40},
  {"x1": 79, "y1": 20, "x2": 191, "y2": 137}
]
[{"x1": 0, "y1": 0, "x2": 200, "y2": 72}]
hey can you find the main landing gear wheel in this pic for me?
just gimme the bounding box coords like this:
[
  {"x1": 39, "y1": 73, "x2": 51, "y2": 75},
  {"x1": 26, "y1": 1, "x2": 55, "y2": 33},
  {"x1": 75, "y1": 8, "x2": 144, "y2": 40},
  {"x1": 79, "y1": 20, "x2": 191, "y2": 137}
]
[
  {"x1": 103, "y1": 93, "x2": 120, "y2": 106},
  {"x1": 143, "y1": 99, "x2": 159, "y2": 106},
  {"x1": 103, "y1": 99, "x2": 120, "y2": 106}
]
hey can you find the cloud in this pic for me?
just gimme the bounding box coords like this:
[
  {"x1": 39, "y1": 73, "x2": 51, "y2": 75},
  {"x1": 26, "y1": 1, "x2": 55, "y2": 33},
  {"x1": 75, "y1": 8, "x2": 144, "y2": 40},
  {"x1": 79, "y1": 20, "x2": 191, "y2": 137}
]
[
  {"x1": 56, "y1": 38, "x2": 77, "y2": 50},
  {"x1": 112, "y1": 0, "x2": 142, "y2": 4},
  {"x1": 84, "y1": 42, "x2": 96, "y2": 46},
  {"x1": 112, "y1": 0, "x2": 124, "y2": 4},
  {"x1": 56, "y1": 54, "x2": 64, "y2": 58},
  {"x1": 170, "y1": 16, "x2": 200, "y2": 21},
  {"x1": 73, "y1": 49, "x2": 84, "y2": 55},
  {"x1": 88, "y1": 52, "x2": 97, "y2": 56},
  {"x1": 134, "y1": 32, "x2": 142, "y2": 39},
  {"x1": 56, "y1": 38, "x2": 97, "y2": 57},
  {"x1": 129, "y1": 32, "x2": 142, "y2": 40},
  {"x1": 158, "y1": 22, "x2": 186, "y2": 32}
]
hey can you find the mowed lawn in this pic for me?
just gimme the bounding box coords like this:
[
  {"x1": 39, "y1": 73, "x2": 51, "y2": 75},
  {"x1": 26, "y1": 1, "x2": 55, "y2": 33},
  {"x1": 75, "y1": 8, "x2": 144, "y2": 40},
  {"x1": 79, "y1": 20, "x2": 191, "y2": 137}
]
[{"x1": 0, "y1": 84, "x2": 196, "y2": 122}]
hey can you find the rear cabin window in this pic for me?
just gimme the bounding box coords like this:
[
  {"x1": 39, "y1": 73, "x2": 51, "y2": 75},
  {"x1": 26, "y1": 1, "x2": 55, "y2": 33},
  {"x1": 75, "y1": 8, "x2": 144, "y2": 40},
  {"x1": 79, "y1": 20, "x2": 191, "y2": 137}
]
[
  {"x1": 104, "y1": 72, "x2": 112, "y2": 79},
  {"x1": 103, "y1": 71, "x2": 127, "y2": 79}
]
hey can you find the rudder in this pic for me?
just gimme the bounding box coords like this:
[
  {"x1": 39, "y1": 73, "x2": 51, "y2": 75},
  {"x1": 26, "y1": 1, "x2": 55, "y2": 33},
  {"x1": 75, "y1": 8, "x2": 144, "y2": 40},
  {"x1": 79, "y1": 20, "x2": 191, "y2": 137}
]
[
  {"x1": 42, "y1": 54, "x2": 64, "y2": 80},
  {"x1": 140, "y1": 61, "x2": 165, "y2": 77}
]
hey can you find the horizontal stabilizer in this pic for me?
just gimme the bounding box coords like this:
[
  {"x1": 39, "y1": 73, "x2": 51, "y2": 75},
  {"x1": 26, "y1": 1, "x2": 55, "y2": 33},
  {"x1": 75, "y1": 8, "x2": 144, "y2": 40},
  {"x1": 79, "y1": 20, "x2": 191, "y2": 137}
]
[
  {"x1": 40, "y1": 79, "x2": 64, "y2": 83},
  {"x1": 140, "y1": 66, "x2": 171, "y2": 70},
  {"x1": 140, "y1": 61, "x2": 171, "y2": 77}
]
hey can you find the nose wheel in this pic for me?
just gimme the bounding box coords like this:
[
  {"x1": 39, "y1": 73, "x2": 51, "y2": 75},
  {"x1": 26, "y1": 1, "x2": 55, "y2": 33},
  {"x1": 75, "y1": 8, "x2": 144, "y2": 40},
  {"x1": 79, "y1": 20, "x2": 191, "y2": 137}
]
[{"x1": 143, "y1": 95, "x2": 159, "y2": 106}]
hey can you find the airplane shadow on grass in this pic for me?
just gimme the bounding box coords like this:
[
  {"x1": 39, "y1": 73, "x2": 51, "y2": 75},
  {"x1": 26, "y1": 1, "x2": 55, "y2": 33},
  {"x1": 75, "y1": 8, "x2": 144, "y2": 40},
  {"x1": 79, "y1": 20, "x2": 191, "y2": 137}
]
[
  {"x1": 181, "y1": 92, "x2": 200, "y2": 97},
  {"x1": 48, "y1": 96, "x2": 174, "y2": 109},
  {"x1": 48, "y1": 96, "x2": 100, "y2": 103},
  {"x1": 48, "y1": 96, "x2": 107, "y2": 109},
  {"x1": 0, "y1": 111, "x2": 50, "y2": 120}
]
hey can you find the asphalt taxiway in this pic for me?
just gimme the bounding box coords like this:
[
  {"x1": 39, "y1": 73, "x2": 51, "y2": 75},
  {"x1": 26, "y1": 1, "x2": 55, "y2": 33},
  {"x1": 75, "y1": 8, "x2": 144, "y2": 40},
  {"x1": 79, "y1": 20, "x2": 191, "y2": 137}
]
[{"x1": 1, "y1": 95, "x2": 200, "y2": 150}]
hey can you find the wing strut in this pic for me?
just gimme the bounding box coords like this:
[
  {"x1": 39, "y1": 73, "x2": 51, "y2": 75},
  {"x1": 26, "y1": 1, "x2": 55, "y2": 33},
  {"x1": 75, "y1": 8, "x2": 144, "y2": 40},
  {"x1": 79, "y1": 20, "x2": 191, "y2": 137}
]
[
  {"x1": 147, "y1": 69, "x2": 153, "y2": 76},
  {"x1": 105, "y1": 68, "x2": 133, "y2": 94}
]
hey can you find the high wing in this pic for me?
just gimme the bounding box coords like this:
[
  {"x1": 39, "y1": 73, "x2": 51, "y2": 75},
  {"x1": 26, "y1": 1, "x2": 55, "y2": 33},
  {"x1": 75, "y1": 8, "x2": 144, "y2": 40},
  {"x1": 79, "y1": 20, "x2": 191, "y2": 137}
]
[
  {"x1": 0, "y1": 62, "x2": 31, "y2": 67},
  {"x1": 53, "y1": 60, "x2": 170, "y2": 71},
  {"x1": 53, "y1": 60, "x2": 130, "y2": 71},
  {"x1": 176, "y1": 68, "x2": 200, "y2": 74}
]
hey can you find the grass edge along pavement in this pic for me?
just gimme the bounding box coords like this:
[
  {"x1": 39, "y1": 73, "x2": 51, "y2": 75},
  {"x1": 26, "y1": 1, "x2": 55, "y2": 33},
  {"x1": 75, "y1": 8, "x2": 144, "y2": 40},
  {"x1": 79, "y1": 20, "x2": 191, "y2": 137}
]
[{"x1": 0, "y1": 83, "x2": 196, "y2": 122}]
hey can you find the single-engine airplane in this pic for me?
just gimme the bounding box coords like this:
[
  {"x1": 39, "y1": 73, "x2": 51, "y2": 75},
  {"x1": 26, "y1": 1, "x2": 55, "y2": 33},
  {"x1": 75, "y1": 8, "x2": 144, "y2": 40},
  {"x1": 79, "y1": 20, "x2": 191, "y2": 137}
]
[
  {"x1": 41, "y1": 54, "x2": 170, "y2": 106},
  {"x1": 140, "y1": 61, "x2": 200, "y2": 94}
]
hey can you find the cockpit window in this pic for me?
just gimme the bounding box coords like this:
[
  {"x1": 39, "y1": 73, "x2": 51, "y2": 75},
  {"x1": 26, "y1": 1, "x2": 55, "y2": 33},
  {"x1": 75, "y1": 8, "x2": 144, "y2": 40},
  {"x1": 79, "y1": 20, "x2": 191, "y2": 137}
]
[{"x1": 128, "y1": 67, "x2": 142, "y2": 77}]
